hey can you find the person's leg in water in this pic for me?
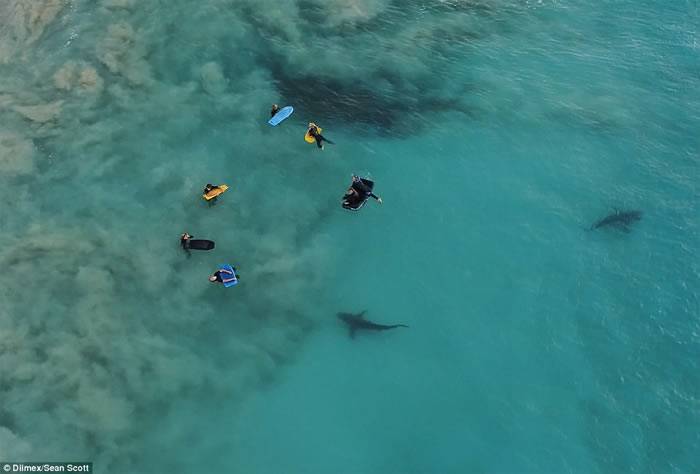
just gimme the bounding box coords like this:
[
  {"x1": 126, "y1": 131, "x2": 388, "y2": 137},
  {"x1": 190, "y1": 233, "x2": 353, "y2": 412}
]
[
  {"x1": 182, "y1": 244, "x2": 192, "y2": 258},
  {"x1": 318, "y1": 134, "x2": 333, "y2": 145},
  {"x1": 315, "y1": 135, "x2": 324, "y2": 149}
]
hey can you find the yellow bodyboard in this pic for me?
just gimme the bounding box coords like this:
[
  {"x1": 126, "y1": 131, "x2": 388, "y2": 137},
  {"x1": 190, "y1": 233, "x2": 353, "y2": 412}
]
[
  {"x1": 305, "y1": 126, "x2": 322, "y2": 143},
  {"x1": 203, "y1": 184, "x2": 229, "y2": 201}
]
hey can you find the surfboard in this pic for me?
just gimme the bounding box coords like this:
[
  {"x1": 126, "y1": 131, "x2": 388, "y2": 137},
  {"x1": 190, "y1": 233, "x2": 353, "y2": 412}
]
[
  {"x1": 187, "y1": 239, "x2": 215, "y2": 251},
  {"x1": 305, "y1": 126, "x2": 322, "y2": 143},
  {"x1": 268, "y1": 106, "x2": 294, "y2": 126},
  {"x1": 203, "y1": 184, "x2": 228, "y2": 201},
  {"x1": 219, "y1": 264, "x2": 239, "y2": 288}
]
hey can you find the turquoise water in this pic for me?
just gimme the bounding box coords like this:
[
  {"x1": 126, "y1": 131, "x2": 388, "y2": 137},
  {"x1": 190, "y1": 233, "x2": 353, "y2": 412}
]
[{"x1": 1, "y1": 0, "x2": 698, "y2": 472}]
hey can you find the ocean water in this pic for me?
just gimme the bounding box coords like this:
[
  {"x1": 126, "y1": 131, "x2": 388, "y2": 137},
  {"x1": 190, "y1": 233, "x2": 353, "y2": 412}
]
[{"x1": 1, "y1": 0, "x2": 698, "y2": 473}]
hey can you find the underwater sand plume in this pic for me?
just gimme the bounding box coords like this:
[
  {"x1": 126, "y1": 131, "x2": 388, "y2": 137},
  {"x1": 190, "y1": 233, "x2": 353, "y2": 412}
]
[
  {"x1": 97, "y1": 22, "x2": 153, "y2": 86},
  {"x1": 200, "y1": 62, "x2": 228, "y2": 96},
  {"x1": 12, "y1": 101, "x2": 63, "y2": 124},
  {"x1": 0, "y1": 0, "x2": 64, "y2": 62},
  {"x1": 53, "y1": 62, "x2": 78, "y2": 91},
  {"x1": 53, "y1": 63, "x2": 104, "y2": 94},
  {"x1": 0, "y1": 178, "x2": 331, "y2": 468},
  {"x1": 78, "y1": 67, "x2": 104, "y2": 93},
  {"x1": 0, "y1": 131, "x2": 36, "y2": 175}
]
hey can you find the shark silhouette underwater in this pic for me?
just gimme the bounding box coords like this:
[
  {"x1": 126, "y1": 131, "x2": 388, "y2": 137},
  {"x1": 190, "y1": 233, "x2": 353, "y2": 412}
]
[
  {"x1": 589, "y1": 209, "x2": 643, "y2": 233},
  {"x1": 337, "y1": 311, "x2": 409, "y2": 338}
]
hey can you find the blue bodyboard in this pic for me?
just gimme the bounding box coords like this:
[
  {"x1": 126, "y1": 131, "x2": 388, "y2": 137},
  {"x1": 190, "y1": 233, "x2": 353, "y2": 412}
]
[
  {"x1": 219, "y1": 264, "x2": 239, "y2": 288},
  {"x1": 268, "y1": 106, "x2": 294, "y2": 126}
]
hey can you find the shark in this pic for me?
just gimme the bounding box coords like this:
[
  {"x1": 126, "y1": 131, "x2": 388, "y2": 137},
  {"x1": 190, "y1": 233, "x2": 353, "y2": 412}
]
[
  {"x1": 590, "y1": 209, "x2": 642, "y2": 232},
  {"x1": 337, "y1": 310, "x2": 409, "y2": 338}
]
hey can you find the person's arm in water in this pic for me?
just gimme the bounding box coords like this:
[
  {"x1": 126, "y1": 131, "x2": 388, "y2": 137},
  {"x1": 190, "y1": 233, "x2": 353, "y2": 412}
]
[{"x1": 369, "y1": 193, "x2": 383, "y2": 203}]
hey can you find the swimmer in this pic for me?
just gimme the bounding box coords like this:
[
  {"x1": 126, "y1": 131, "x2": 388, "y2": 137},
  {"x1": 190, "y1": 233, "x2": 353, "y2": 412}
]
[
  {"x1": 180, "y1": 233, "x2": 215, "y2": 253},
  {"x1": 342, "y1": 175, "x2": 382, "y2": 210},
  {"x1": 209, "y1": 266, "x2": 240, "y2": 285},
  {"x1": 270, "y1": 104, "x2": 280, "y2": 118},
  {"x1": 307, "y1": 122, "x2": 334, "y2": 150},
  {"x1": 349, "y1": 175, "x2": 382, "y2": 203},
  {"x1": 203, "y1": 183, "x2": 221, "y2": 205},
  {"x1": 203, "y1": 183, "x2": 220, "y2": 195},
  {"x1": 180, "y1": 232, "x2": 192, "y2": 256}
]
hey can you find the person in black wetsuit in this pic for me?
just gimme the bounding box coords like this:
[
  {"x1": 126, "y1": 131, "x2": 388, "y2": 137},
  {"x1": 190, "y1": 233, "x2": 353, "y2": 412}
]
[
  {"x1": 203, "y1": 183, "x2": 221, "y2": 205},
  {"x1": 203, "y1": 183, "x2": 220, "y2": 195},
  {"x1": 180, "y1": 232, "x2": 193, "y2": 255},
  {"x1": 180, "y1": 232, "x2": 215, "y2": 254},
  {"x1": 307, "y1": 122, "x2": 334, "y2": 150},
  {"x1": 342, "y1": 175, "x2": 382, "y2": 210},
  {"x1": 270, "y1": 104, "x2": 280, "y2": 118},
  {"x1": 209, "y1": 266, "x2": 240, "y2": 284}
]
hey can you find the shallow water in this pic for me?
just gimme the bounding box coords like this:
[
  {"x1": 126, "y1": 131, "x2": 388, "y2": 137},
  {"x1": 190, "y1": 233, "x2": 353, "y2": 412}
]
[{"x1": 1, "y1": 1, "x2": 698, "y2": 473}]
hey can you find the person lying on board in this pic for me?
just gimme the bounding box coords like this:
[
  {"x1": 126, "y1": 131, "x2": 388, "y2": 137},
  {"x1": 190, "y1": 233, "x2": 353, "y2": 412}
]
[
  {"x1": 209, "y1": 266, "x2": 240, "y2": 285},
  {"x1": 203, "y1": 183, "x2": 223, "y2": 205},
  {"x1": 341, "y1": 175, "x2": 383, "y2": 211},
  {"x1": 307, "y1": 122, "x2": 334, "y2": 150}
]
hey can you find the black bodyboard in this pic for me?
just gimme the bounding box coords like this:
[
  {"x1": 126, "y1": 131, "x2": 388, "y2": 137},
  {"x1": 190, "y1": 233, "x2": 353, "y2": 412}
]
[
  {"x1": 342, "y1": 178, "x2": 374, "y2": 211},
  {"x1": 187, "y1": 239, "x2": 215, "y2": 250}
]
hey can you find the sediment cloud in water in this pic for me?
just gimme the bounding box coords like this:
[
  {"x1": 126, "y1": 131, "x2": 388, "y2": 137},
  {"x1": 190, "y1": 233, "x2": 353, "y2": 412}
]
[
  {"x1": 0, "y1": 0, "x2": 64, "y2": 63},
  {"x1": 0, "y1": 2, "x2": 336, "y2": 470},
  {"x1": 53, "y1": 61, "x2": 105, "y2": 94},
  {"x1": 0, "y1": 201, "x2": 331, "y2": 469},
  {"x1": 0, "y1": 131, "x2": 36, "y2": 175}
]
